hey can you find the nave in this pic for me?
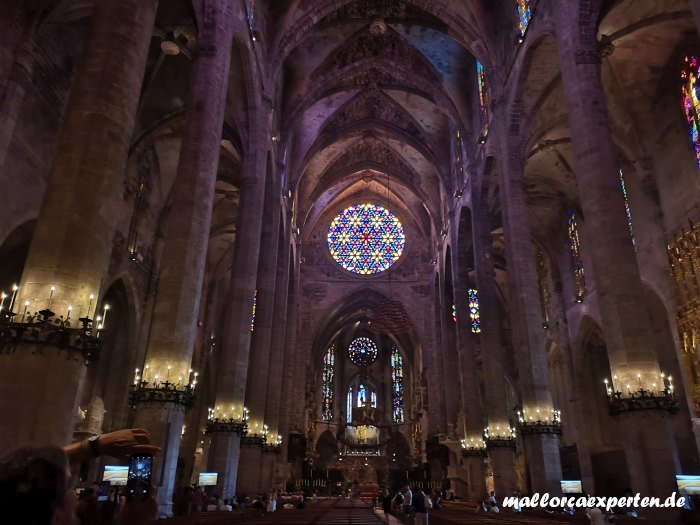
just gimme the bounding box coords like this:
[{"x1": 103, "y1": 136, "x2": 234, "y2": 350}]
[{"x1": 159, "y1": 498, "x2": 670, "y2": 525}]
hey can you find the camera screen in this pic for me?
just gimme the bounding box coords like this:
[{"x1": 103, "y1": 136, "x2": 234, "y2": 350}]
[{"x1": 127, "y1": 455, "x2": 152, "y2": 497}]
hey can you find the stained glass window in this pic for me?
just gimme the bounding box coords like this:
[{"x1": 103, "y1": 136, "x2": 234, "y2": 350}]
[
  {"x1": 348, "y1": 337, "x2": 378, "y2": 366},
  {"x1": 328, "y1": 204, "x2": 405, "y2": 275},
  {"x1": 468, "y1": 288, "x2": 481, "y2": 334},
  {"x1": 476, "y1": 61, "x2": 489, "y2": 139},
  {"x1": 682, "y1": 56, "x2": 700, "y2": 168},
  {"x1": 517, "y1": 0, "x2": 532, "y2": 37},
  {"x1": 452, "y1": 304, "x2": 457, "y2": 323},
  {"x1": 567, "y1": 211, "x2": 586, "y2": 302},
  {"x1": 250, "y1": 289, "x2": 257, "y2": 332},
  {"x1": 391, "y1": 347, "x2": 405, "y2": 423},
  {"x1": 357, "y1": 384, "x2": 367, "y2": 407},
  {"x1": 321, "y1": 345, "x2": 335, "y2": 422},
  {"x1": 347, "y1": 389, "x2": 353, "y2": 423},
  {"x1": 536, "y1": 248, "x2": 550, "y2": 324},
  {"x1": 619, "y1": 169, "x2": 635, "y2": 248}
]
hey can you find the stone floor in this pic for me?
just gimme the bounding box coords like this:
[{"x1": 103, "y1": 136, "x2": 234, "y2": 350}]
[{"x1": 157, "y1": 498, "x2": 588, "y2": 524}]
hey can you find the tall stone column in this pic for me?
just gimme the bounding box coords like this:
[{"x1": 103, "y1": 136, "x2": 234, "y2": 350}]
[
  {"x1": 0, "y1": 18, "x2": 35, "y2": 169},
  {"x1": 553, "y1": 2, "x2": 680, "y2": 497},
  {"x1": 490, "y1": 113, "x2": 563, "y2": 494},
  {"x1": 237, "y1": 166, "x2": 282, "y2": 495},
  {"x1": 691, "y1": 0, "x2": 700, "y2": 36},
  {"x1": 449, "y1": 220, "x2": 487, "y2": 502},
  {"x1": 207, "y1": 107, "x2": 270, "y2": 499},
  {"x1": 0, "y1": 0, "x2": 158, "y2": 450},
  {"x1": 469, "y1": 182, "x2": 521, "y2": 496},
  {"x1": 262, "y1": 227, "x2": 292, "y2": 490},
  {"x1": 438, "y1": 265, "x2": 461, "y2": 436},
  {"x1": 131, "y1": 0, "x2": 235, "y2": 515},
  {"x1": 278, "y1": 237, "x2": 299, "y2": 470}
]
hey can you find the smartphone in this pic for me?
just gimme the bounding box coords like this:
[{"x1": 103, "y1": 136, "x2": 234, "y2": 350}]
[
  {"x1": 126, "y1": 454, "x2": 152, "y2": 500},
  {"x1": 97, "y1": 481, "x2": 111, "y2": 502}
]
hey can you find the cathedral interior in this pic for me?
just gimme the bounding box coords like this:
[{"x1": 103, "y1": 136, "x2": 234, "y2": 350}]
[{"x1": 3, "y1": 0, "x2": 700, "y2": 521}]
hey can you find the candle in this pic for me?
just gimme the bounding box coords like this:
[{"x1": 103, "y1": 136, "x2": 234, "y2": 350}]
[
  {"x1": 47, "y1": 286, "x2": 55, "y2": 310},
  {"x1": 9, "y1": 284, "x2": 18, "y2": 312},
  {"x1": 102, "y1": 304, "x2": 110, "y2": 328},
  {"x1": 167, "y1": 365, "x2": 171, "y2": 380},
  {"x1": 637, "y1": 373, "x2": 642, "y2": 386},
  {"x1": 66, "y1": 305, "x2": 72, "y2": 320},
  {"x1": 0, "y1": 292, "x2": 6, "y2": 311},
  {"x1": 87, "y1": 294, "x2": 94, "y2": 318},
  {"x1": 22, "y1": 300, "x2": 29, "y2": 321}
]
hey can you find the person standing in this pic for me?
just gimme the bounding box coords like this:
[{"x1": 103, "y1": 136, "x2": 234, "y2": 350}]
[
  {"x1": 382, "y1": 489, "x2": 393, "y2": 523},
  {"x1": 403, "y1": 485, "x2": 413, "y2": 523},
  {"x1": 412, "y1": 486, "x2": 429, "y2": 525}
]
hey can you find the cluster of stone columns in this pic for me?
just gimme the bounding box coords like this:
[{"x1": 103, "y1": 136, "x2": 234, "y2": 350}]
[
  {"x1": 236, "y1": 150, "x2": 283, "y2": 496},
  {"x1": 206, "y1": 99, "x2": 271, "y2": 498},
  {"x1": 552, "y1": 2, "x2": 680, "y2": 497},
  {"x1": 448, "y1": 204, "x2": 487, "y2": 502},
  {"x1": 0, "y1": 0, "x2": 159, "y2": 449},
  {"x1": 443, "y1": 1, "x2": 685, "y2": 501},
  {"x1": 0, "y1": 0, "x2": 293, "y2": 515},
  {"x1": 130, "y1": 0, "x2": 237, "y2": 515}
]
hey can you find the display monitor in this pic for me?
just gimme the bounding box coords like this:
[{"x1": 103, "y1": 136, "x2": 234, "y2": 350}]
[
  {"x1": 677, "y1": 475, "x2": 700, "y2": 495},
  {"x1": 102, "y1": 466, "x2": 128, "y2": 486},
  {"x1": 560, "y1": 480, "x2": 582, "y2": 494},
  {"x1": 198, "y1": 472, "x2": 218, "y2": 486}
]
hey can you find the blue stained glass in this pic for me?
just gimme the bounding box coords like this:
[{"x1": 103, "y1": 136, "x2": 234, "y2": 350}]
[
  {"x1": 328, "y1": 204, "x2": 405, "y2": 275},
  {"x1": 476, "y1": 61, "x2": 489, "y2": 138},
  {"x1": 682, "y1": 56, "x2": 700, "y2": 168},
  {"x1": 619, "y1": 170, "x2": 635, "y2": 248},
  {"x1": 348, "y1": 337, "x2": 378, "y2": 366},
  {"x1": 468, "y1": 288, "x2": 481, "y2": 334},
  {"x1": 321, "y1": 345, "x2": 335, "y2": 422},
  {"x1": 357, "y1": 384, "x2": 367, "y2": 407},
  {"x1": 567, "y1": 210, "x2": 586, "y2": 302},
  {"x1": 391, "y1": 347, "x2": 404, "y2": 423},
  {"x1": 517, "y1": 0, "x2": 532, "y2": 36},
  {"x1": 250, "y1": 289, "x2": 257, "y2": 332}
]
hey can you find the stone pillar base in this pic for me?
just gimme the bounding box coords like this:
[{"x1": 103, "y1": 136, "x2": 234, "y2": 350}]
[
  {"x1": 132, "y1": 402, "x2": 187, "y2": 518},
  {"x1": 237, "y1": 443, "x2": 263, "y2": 495},
  {"x1": 487, "y1": 447, "x2": 518, "y2": 496},
  {"x1": 0, "y1": 347, "x2": 87, "y2": 448},
  {"x1": 260, "y1": 450, "x2": 277, "y2": 493},
  {"x1": 617, "y1": 413, "x2": 680, "y2": 498},
  {"x1": 207, "y1": 431, "x2": 241, "y2": 500},
  {"x1": 463, "y1": 456, "x2": 486, "y2": 502},
  {"x1": 521, "y1": 434, "x2": 562, "y2": 495}
]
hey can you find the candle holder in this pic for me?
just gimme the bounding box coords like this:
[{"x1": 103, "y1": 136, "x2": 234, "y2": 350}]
[
  {"x1": 129, "y1": 381, "x2": 195, "y2": 409},
  {"x1": 241, "y1": 433, "x2": 265, "y2": 446},
  {"x1": 606, "y1": 387, "x2": 679, "y2": 416},
  {"x1": 0, "y1": 308, "x2": 101, "y2": 364},
  {"x1": 205, "y1": 415, "x2": 248, "y2": 435},
  {"x1": 517, "y1": 409, "x2": 563, "y2": 436},
  {"x1": 461, "y1": 438, "x2": 487, "y2": 457},
  {"x1": 483, "y1": 426, "x2": 518, "y2": 449},
  {"x1": 263, "y1": 435, "x2": 283, "y2": 454},
  {"x1": 603, "y1": 375, "x2": 679, "y2": 416}
]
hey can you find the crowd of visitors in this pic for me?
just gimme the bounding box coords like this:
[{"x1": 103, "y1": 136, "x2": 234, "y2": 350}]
[{"x1": 0, "y1": 428, "x2": 160, "y2": 525}]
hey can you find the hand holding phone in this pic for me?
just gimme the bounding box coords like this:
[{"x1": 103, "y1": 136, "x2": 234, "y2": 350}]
[{"x1": 126, "y1": 454, "x2": 152, "y2": 500}]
